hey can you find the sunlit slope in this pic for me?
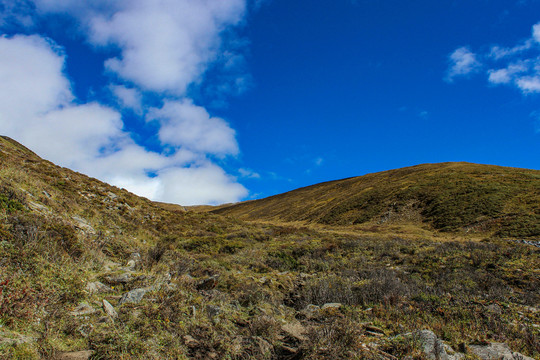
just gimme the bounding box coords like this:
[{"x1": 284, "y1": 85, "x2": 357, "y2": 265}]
[{"x1": 214, "y1": 162, "x2": 540, "y2": 237}]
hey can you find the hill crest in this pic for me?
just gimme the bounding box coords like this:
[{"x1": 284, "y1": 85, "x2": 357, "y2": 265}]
[{"x1": 213, "y1": 162, "x2": 540, "y2": 238}]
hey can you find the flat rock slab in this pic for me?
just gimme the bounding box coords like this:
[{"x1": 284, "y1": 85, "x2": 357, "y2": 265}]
[
  {"x1": 469, "y1": 343, "x2": 535, "y2": 360},
  {"x1": 118, "y1": 287, "x2": 151, "y2": 305},
  {"x1": 405, "y1": 330, "x2": 463, "y2": 360},
  {"x1": 69, "y1": 303, "x2": 96, "y2": 316},
  {"x1": 0, "y1": 331, "x2": 35, "y2": 345},
  {"x1": 56, "y1": 350, "x2": 94, "y2": 360},
  {"x1": 85, "y1": 281, "x2": 112, "y2": 294},
  {"x1": 102, "y1": 299, "x2": 118, "y2": 319}
]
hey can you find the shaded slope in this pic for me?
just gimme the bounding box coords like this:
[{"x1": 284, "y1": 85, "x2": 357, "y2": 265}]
[{"x1": 214, "y1": 162, "x2": 540, "y2": 237}]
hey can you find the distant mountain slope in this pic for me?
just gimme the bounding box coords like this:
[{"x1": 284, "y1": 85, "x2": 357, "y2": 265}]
[{"x1": 214, "y1": 162, "x2": 540, "y2": 238}]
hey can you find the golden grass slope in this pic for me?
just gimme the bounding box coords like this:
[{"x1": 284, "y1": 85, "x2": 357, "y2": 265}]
[{"x1": 213, "y1": 162, "x2": 540, "y2": 238}]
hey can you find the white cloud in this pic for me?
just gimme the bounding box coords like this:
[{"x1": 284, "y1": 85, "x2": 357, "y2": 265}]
[
  {"x1": 534, "y1": 23, "x2": 540, "y2": 43},
  {"x1": 0, "y1": 34, "x2": 247, "y2": 205},
  {"x1": 156, "y1": 164, "x2": 247, "y2": 206},
  {"x1": 488, "y1": 62, "x2": 529, "y2": 84},
  {"x1": 446, "y1": 47, "x2": 481, "y2": 82},
  {"x1": 516, "y1": 76, "x2": 540, "y2": 93},
  {"x1": 449, "y1": 21, "x2": 540, "y2": 100},
  {"x1": 109, "y1": 84, "x2": 143, "y2": 113},
  {"x1": 31, "y1": 0, "x2": 247, "y2": 95},
  {"x1": 489, "y1": 40, "x2": 533, "y2": 60},
  {"x1": 239, "y1": 168, "x2": 260, "y2": 179},
  {"x1": 149, "y1": 100, "x2": 239, "y2": 157}
]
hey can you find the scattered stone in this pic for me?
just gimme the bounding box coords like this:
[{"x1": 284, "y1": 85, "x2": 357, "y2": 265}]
[
  {"x1": 282, "y1": 322, "x2": 308, "y2": 342},
  {"x1": 118, "y1": 288, "x2": 149, "y2": 305},
  {"x1": 365, "y1": 325, "x2": 385, "y2": 335},
  {"x1": 513, "y1": 239, "x2": 540, "y2": 248},
  {"x1": 0, "y1": 331, "x2": 35, "y2": 346},
  {"x1": 279, "y1": 345, "x2": 299, "y2": 355},
  {"x1": 69, "y1": 303, "x2": 96, "y2": 316},
  {"x1": 71, "y1": 216, "x2": 95, "y2": 234},
  {"x1": 103, "y1": 260, "x2": 121, "y2": 272},
  {"x1": 404, "y1": 330, "x2": 463, "y2": 360},
  {"x1": 102, "y1": 299, "x2": 118, "y2": 319},
  {"x1": 301, "y1": 304, "x2": 321, "y2": 318},
  {"x1": 321, "y1": 303, "x2": 342, "y2": 310},
  {"x1": 77, "y1": 324, "x2": 93, "y2": 338},
  {"x1": 123, "y1": 253, "x2": 142, "y2": 271},
  {"x1": 28, "y1": 201, "x2": 50, "y2": 213},
  {"x1": 124, "y1": 260, "x2": 137, "y2": 271},
  {"x1": 469, "y1": 342, "x2": 535, "y2": 360},
  {"x1": 104, "y1": 272, "x2": 145, "y2": 285},
  {"x1": 56, "y1": 350, "x2": 94, "y2": 360},
  {"x1": 42, "y1": 190, "x2": 51, "y2": 198},
  {"x1": 486, "y1": 303, "x2": 502, "y2": 314},
  {"x1": 196, "y1": 276, "x2": 218, "y2": 291},
  {"x1": 85, "y1": 281, "x2": 112, "y2": 294},
  {"x1": 206, "y1": 305, "x2": 222, "y2": 318},
  {"x1": 183, "y1": 335, "x2": 199, "y2": 348}
]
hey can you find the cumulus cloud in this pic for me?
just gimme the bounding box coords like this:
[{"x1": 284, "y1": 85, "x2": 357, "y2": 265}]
[
  {"x1": 109, "y1": 84, "x2": 143, "y2": 113},
  {"x1": 0, "y1": 0, "x2": 254, "y2": 205},
  {"x1": 32, "y1": 0, "x2": 246, "y2": 95},
  {"x1": 155, "y1": 164, "x2": 247, "y2": 205},
  {"x1": 0, "y1": 33, "x2": 247, "y2": 205},
  {"x1": 445, "y1": 47, "x2": 481, "y2": 82},
  {"x1": 516, "y1": 76, "x2": 540, "y2": 93},
  {"x1": 148, "y1": 100, "x2": 239, "y2": 156},
  {"x1": 488, "y1": 62, "x2": 528, "y2": 84}
]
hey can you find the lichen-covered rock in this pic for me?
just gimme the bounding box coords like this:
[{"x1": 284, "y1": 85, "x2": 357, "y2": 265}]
[
  {"x1": 68, "y1": 302, "x2": 96, "y2": 316},
  {"x1": 118, "y1": 287, "x2": 150, "y2": 305},
  {"x1": 469, "y1": 342, "x2": 535, "y2": 360},
  {"x1": 56, "y1": 350, "x2": 94, "y2": 360},
  {"x1": 0, "y1": 331, "x2": 35, "y2": 346},
  {"x1": 102, "y1": 299, "x2": 118, "y2": 319},
  {"x1": 85, "y1": 281, "x2": 112, "y2": 294},
  {"x1": 406, "y1": 330, "x2": 463, "y2": 360}
]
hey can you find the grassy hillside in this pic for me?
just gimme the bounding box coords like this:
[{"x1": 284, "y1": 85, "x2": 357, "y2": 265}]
[
  {"x1": 213, "y1": 162, "x2": 540, "y2": 238},
  {"x1": 1, "y1": 137, "x2": 539, "y2": 359}
]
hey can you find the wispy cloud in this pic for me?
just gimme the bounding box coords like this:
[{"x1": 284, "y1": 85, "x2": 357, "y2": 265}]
[
  {"x1": 0, "y1": 1, "x2": 251, "y2": 205},
  {"x1": 239, "y1": 168, "x2": 261, "y2": 179},
  {"x1": 445, "y1": 47, "x2": 482, "y2": 82}
]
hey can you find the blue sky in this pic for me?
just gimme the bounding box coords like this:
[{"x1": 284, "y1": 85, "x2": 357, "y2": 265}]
[{"x1": 0, "y1": 0, "x2": 539, "y2": 205}]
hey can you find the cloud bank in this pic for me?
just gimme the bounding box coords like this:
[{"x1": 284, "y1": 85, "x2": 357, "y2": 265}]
[{"x1": 0, "y1": 1, "x2": 250, "y2": 205}]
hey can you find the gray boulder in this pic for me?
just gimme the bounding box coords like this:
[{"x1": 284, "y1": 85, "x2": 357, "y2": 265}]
[
  {"x1": 119, "y1": 287, "x2": 150, "y2": 305},
  {"x1": 102, "y1": 299, "x2": 118, "y2": 319},
  {"x1": 69, "y1": 302, "x2": 96, "y2": 316},
  {"x1": 85, "y1": 281, "x2": 112, "y2": 294},
  {"x1": 469, "y1": 342, "x2": 535, "y2": 360},
  {"x1": 409, "y1": 330, "x2": 463, "y2": 360}
]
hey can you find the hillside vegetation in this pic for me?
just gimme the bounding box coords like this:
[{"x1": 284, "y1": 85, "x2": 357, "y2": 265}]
[
  {"x1": 214, "y1": 162, "x2": 540, "y2": 238},
  {"x1": 0, "y1": 136, "x2": 539, "y2": 359}
]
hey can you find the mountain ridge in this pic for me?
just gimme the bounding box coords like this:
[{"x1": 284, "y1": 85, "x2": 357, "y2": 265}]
[{"x1": 213, "y1": 161, "x2": 540, "y2": 238}]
